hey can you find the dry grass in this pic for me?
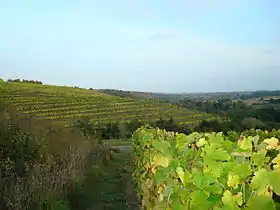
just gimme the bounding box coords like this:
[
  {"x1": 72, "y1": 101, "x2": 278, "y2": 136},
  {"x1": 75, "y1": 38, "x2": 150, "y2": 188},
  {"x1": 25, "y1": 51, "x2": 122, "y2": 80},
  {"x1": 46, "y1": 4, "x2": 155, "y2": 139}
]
[{"x1": 0, "y1": 108, "x2": 110, "y2": 210}]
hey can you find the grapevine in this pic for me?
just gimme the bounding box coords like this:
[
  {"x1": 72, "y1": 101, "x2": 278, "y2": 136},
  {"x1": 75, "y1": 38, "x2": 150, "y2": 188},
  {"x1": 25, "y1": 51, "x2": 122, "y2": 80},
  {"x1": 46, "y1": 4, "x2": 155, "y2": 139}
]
[
  {"x1": 0, "y1": 82, "x2": 214, "y2": 126},
  {"x1": 132, "y1": 126, "x2": 280, "y2": 210}
]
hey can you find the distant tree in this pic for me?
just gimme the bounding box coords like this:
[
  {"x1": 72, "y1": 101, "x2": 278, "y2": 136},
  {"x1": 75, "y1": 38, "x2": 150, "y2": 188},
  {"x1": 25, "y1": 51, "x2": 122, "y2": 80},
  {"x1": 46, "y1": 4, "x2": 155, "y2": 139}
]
[
  {"x1": 155, "y1": 118, "x2": 166, "y2": 129},
  {"x1": 7, "y1": 78, "x2": 42, "y2": 84},
  {"x1": 125, "y1": 119, "x2": 143, "y2": 137},
  {"x1": 118, "y1": 123, "x2": 128, "y2": 138},
  {"x1": 71, "y1": 116, "x2": 101, "y2": 143},
  {"x1": 8, "y1": 78, "x2": 21, "y2": 82},
  {"x1": 163, "y1": 117, "x2": 177, "y2": 131},
  {"x1": 0, "y1": 78, "x2": 5, "y2": 89},
  {"x1": 241, "y1": 117, "x2": 265, "y2": 129},
  {"x1": 111, "y1": 122, "x2": 121, "y2": 139}
]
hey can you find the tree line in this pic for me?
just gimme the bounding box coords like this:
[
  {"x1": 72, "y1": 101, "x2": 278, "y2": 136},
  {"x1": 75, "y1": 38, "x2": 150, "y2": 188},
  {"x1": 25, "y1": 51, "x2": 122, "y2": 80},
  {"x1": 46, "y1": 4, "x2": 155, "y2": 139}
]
[
  {"x1": 177, "y1": 97, "x2": 280, "y2": 131},
  {"x1": 7, "y1": 79, "x2": 43, "y2": 84},
  {"x1": 71, "y1": 96, "x2": 280, "y2": 140},
  {"x1": 71, "y1": 116, "x2": 239, "y2": 141}
]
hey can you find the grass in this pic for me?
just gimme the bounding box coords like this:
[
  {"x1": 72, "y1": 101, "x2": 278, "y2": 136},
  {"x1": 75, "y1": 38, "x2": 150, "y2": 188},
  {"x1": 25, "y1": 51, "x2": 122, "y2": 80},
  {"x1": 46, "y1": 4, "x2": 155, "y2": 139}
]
[
  {"x1": 1, "y1": 82, "x2": 215, "y2": 127},
  {"x1": 66, "y1": 150, "x2": 139, "y2": 210}
]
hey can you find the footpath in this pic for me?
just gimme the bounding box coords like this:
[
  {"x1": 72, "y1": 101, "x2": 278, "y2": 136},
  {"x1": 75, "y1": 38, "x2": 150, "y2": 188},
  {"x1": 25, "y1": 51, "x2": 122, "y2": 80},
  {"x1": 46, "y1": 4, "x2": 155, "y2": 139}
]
[{"x1": 67, "y1": 146, "x2": 139, "y2": 210}]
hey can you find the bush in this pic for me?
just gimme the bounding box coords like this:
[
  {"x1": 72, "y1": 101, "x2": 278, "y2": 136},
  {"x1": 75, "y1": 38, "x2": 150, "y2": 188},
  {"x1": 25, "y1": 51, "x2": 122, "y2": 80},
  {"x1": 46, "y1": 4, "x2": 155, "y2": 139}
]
[{"x1": 0, "y1": 105, "x2": 106, "y2": 209}]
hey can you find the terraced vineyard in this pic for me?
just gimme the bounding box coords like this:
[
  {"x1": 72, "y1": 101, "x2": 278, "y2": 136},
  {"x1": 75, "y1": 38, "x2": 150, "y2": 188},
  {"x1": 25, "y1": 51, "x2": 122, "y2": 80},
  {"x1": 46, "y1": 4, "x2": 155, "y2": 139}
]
[{"x1": 0, "y1": 82, "x2": 215, "y2": 126}]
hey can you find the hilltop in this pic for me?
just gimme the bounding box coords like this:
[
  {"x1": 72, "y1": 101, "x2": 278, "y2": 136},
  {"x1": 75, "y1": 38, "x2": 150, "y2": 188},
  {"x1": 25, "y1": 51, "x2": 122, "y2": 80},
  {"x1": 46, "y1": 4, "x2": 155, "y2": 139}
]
[
  {"x1": 98, "y1": 88, "x2": 187, "y2": 101},
  {"x1": 0, "y1": 82, "x2": 215, "y2": 127},
  {"x1": 99, "y1": 88, "x2": 280, "y2": 102}
]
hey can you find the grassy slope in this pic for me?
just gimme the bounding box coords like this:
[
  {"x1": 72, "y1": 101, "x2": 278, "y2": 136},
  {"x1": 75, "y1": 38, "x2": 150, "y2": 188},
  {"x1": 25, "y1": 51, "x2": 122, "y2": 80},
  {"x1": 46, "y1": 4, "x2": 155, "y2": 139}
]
[{"x1": 1, "y1": 82, "x2": 215, "y2": 126}]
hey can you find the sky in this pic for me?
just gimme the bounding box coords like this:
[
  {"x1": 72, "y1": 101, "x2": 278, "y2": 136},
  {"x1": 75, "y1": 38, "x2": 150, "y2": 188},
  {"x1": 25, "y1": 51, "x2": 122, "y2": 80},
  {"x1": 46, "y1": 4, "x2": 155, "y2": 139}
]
[{"x1": 1, "y1": 0, "x2": 280, "y2": 93}]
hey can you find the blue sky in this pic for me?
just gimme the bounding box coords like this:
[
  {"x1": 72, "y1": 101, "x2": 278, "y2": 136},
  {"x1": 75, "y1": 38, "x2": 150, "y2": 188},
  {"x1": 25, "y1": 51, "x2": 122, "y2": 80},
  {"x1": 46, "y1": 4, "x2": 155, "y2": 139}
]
[{"x1": 1, "y1": 0, "x2": 279, "y2": 93}]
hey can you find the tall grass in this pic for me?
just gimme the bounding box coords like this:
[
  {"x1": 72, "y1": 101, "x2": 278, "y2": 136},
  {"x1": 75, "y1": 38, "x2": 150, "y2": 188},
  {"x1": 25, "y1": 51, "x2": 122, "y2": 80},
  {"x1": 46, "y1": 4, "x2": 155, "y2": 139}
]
[{"x1": 0, "y1": 102, "x2": 110, "y2": 210}]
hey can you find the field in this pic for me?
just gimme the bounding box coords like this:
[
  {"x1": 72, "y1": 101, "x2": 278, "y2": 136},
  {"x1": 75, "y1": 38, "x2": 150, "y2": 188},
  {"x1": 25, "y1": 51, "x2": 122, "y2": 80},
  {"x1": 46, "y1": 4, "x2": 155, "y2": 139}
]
[
  {"x1": 0, "y1": 82, "x2": 215, "y2": 127},
  {"x1": 242, "y1": 97, "x2": 280, "y2": 105}
]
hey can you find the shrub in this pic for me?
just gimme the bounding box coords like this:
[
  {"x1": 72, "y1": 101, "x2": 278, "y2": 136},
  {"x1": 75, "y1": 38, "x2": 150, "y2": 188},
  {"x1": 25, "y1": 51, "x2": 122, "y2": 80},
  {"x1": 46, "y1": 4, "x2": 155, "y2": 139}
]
[{"x1": 0, "y1": 105, "x2": 106, "y2": 209}]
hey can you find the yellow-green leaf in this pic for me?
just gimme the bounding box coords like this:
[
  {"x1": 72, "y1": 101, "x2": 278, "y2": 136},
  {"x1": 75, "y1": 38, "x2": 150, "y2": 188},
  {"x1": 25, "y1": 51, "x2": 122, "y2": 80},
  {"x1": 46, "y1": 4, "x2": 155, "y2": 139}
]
[
  {"x1": 153, "y1": 155, "x2": 170, "y2": 168},
  {"x1": 263, "y1": 137, "x2": 279, "y2": 150}
]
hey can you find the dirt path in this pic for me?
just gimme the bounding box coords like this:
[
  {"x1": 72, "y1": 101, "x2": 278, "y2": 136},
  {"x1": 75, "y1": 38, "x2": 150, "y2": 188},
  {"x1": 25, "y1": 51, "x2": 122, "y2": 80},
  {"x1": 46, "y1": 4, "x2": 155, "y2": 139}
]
[
  {"x1": 66, "y1": 149, "x2": 139, "y2": 210},
  {"x1": 111, "y1": 145, "x2": 132, "y2": 152}
]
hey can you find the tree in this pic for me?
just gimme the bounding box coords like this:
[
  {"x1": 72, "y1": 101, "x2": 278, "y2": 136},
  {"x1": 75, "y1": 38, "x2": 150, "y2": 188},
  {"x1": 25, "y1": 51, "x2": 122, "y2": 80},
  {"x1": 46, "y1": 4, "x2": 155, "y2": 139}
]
[{"x1": 0, "y1": 78, "x2": 5, "y2": 89}]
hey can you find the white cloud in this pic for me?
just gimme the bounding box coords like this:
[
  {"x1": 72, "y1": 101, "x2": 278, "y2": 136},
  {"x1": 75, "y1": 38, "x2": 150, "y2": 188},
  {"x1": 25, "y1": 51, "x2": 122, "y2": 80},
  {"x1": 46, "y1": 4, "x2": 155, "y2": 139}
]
[
  {"x1": 4, "y1": 19, "x2": 278, "y2": 72},
  {"x1": 98, "y1": 24, "x2": 280, "y2": 70}
]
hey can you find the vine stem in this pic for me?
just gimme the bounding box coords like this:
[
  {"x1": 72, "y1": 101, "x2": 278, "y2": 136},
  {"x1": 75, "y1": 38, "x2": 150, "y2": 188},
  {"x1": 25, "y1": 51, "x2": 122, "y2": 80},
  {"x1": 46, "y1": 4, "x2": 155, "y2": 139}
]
[
  {"x1": 242, "y1": 182, "x2": 246, "y2": 203},
  {"x1": 165, "y1": 188, "x2": 172, "y2": 210}
]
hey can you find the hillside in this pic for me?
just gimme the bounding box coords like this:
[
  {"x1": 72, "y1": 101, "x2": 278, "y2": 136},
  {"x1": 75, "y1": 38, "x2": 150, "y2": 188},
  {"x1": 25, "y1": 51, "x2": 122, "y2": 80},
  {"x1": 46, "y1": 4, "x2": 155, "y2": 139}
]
[{"x1": 0, "y1": 82, "x2": 215, "y2": 127}]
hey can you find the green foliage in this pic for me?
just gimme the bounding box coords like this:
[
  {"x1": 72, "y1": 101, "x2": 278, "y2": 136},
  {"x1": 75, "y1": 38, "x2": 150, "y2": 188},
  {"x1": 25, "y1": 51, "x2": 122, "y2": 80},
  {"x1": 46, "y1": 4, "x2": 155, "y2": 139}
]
[
  {"x1": 71, "y1": 117, "x2": 144, "y2": 142},
  {"x1": 0, "y1": 106, "x2": 108, "y2": 209},
  {"x1": 0, "y1": 78, "x2": 5, "y2": 89},
  {"x1": 0, "y1": 115, "x2": 47, "y2": 209},
  {"x1": 132, "y1": 127, "x2": 280, "y2": 209},
  {"x1": 71, "y1": 116, "x2": 102, "y2": 143},
  {"x1": 179, "y1": 97, "x2": 280, "y2": 131},
  {"x1": 0, "y1": 123, "x2": 43, "y2": 178},
  {"x1": 7, "y1": 78, "x2": 43, "y2": 84}
]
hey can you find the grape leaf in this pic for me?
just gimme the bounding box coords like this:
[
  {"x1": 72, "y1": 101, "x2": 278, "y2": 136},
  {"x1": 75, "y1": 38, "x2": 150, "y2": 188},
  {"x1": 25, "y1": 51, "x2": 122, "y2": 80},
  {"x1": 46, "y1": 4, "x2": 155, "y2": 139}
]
[
  {"x1": 251, "y1": 150, "x2": 269, "y2": 168},
  {"x1": 176, "y1": 166, "x2": 192, "y2": 186},
  {"x1": 211, "y1": 148, "x2": 231, "y2": 161},
  {"x1": 207, "y1": 133, "x2": 224, "y2": 145},
  {"x1": 190, "y1": 190, "x2": 211, "y2": 210},
  {"x1": 153, "y1": 141, "x2": 171, "y2": 154},
  {"x1": 203, "y1": 156, "x2": 224, "y2": 178},
  {"x1": 155, "y1": 169, "x2": 166, "y2": 185},
  {"x1": 196, "y1": 137, "x2": 207, "y2": 147},
  {"x1": 193, "y1": 172, "x2": 222, "y2": 194},
  {"x1": 227, "y1": 174, "x2": 240, "y2": 189},
  {"x1": 176, "y1": 167, "x2": 185, "y2": 185},
  {"x1": 269, "y1": 170, "x2": 280, "y2": 195},
  {"x1": 221, "y1": 190, "x2": 243, "y2": 210},
  {"x1": 238, "y1": 136, "x2": 253, "y2": 151},
  {"x1": 250, "y1": 169, "x2": 269, "y2": 194},
  {"x1": 176, "y1": 134, "x2": 188, "y2": 151},
  {"x1": 171, "y1": 201, "x2": 185, "y2": 210},
  {"x1": 245, "y1": 194, "x2": 275, "y2": 210},
  {"x1": 192, "y1": 172, "x2": 204, "y2": 188},
  {"x1": 153, "y1": 155, "x2": 170, "y2": 168},
  {"x1": 203, "y1": 183, "x2": 223, "y2": 195},
  {"x1": 272, "y1": 154, "x2": 280, "y2": 171},
  {"x1": 143, "y1": 133, "x2": 153, "y2": 143},
  {"x1": 232, "y1": 163, "x2": 252, "y2": 179},
  {"x1": 207, "y1": 195, "x2": 222, "y2": 206},
  {"x1": 263, "y1": 137, "x2": 279, "y2": 150}
]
